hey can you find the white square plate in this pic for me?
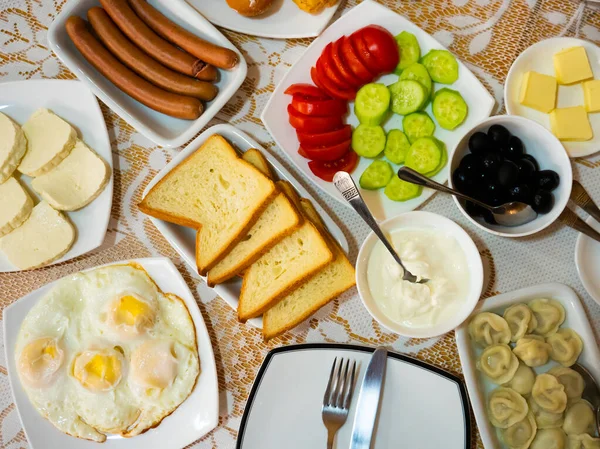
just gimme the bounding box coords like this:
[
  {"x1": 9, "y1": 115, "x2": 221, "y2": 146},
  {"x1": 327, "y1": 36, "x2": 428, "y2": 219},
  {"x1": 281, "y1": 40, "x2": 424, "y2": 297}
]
[
  {"x1": 0, "y1": 79, "x2": 113, "y2": 273},
  {"x1": 261, "y1": 0, "x2": 495, "y2": 221},
  {"x1": 48, "y1": 0, "x2": 247, "y2": 148},
  {"x1": 455, "y1": 283, "x2": 600, "y2": 449},
  {"x1": 186, "y1": 0, "x2": 341, "y2": 39},
  {"x1": 237, "y1": 344, "x2": 470, "y2": 449},
  {"x1": 142, "y1": 123, "x2": 349, "y2": 328},
  {"x1": 3, "y1": 257, "x2": 219, "y2": 449}
]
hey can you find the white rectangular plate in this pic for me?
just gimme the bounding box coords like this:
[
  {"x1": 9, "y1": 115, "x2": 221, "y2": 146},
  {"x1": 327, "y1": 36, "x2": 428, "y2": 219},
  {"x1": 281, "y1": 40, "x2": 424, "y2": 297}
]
[
  {"x1": 48, "y1": 0, "x2": 247, "y2": 148},
  {"x1": 455, "y1": 283, "x2": 600, "y2": 449},
  {"x1": 0, "y1": 79, "x2": 113, "y2": 272},
  {"x1": 142, "y1": 123, "x2": 349, "y2": 328},
  {"x1": 3, "y1": 257, "x2": 219, "y2": 449},
  {"x1": 237, "y1": 344, "x2": 470, "y2": 449},
  {"x1": 261, "y1": 0, "x2": 494, "y2": 221}
]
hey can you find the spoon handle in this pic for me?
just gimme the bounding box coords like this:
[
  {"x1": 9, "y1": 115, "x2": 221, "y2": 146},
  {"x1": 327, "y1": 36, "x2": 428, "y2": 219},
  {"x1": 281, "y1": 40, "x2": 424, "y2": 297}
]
[
  {"x1": 558, "y1": 207, "x2": 600, "y2": 243},
  {"x1": 571, "y1": 180, "x2": 600, "y2": 224}
]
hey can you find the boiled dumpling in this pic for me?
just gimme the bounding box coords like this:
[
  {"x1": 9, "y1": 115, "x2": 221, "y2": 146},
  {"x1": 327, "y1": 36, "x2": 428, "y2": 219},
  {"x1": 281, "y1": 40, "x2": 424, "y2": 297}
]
[
  {"x1": 532, "y1": 373, "x2": 568, "y2": 413},
  {"x1": 477, "y1": 344, "x2": 519, "y2": 384},
  {"x1": 529, "y1": 298, "x2": 565, "y2": 336},
  {"x1": 469, "y1": 312, "x2": 511, "y2": 347},
  {"x1": 568, "y1": 434, "x2": 600, "y2": 449},
  {"x1": 548, "y1": 367, "x2": 585, "y2": 403},
  {"x1": 488, "y1": 387, "x2": 529, "y2": 428},
  {"x1": 547, "y1": 328, "x2": 583, "y2": 367},
  {"x1": 528, "y1": 396, "x2": 564, "y2": 429},
  {"x1": 513, "y1": 335, "x2": 552, "y2": 367},
  {"x1": 504, "y1": 303, "x2": 537, "y2": 342},
  {"x1": 563, "y1": 400, "x2": 595, "y2": 435},
  {"x1": 508, "y1": 362, "x2": 536, "y2": 396},
  {"x1": 501, "y1": 412, "x2": 537, "y2": 449},
  {"x1": 530, "y1": 428, "x2": 567, "y2": 449}
]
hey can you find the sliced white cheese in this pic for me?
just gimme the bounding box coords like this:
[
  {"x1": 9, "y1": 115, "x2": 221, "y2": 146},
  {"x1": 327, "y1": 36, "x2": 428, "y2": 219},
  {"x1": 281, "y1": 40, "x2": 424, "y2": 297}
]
[
  {"x1": 32, "y1": 140, "x2": 110, "y2": 211},
  {"x1": 0, "y1": 177, "x2": 33, "y2": 237},
  {"x1": 0, "y1": 201, "x2": 75, "y2": 270},
  {"x1": 0, "y1": 112, "x2": 27, "y2": 183},
  {"x1": 18, "y1": 108, "x2": 76, "y2": 177}
]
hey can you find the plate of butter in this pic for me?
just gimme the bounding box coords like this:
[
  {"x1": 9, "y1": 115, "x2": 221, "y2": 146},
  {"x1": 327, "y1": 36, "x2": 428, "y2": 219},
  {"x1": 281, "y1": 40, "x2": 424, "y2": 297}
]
[{"x1": 505, "y1": 37, "x2": 600, "y2": 158}]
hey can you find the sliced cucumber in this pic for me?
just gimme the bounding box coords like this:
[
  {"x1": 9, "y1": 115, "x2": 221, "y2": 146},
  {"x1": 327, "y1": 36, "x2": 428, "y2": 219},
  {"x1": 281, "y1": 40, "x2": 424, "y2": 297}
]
[
  {"x1": 354, "y1": 83, "x2": 390, "y2": 125},
  {"x1": 389, "y1": 80, "x2": 427, "y2": 116},
  {"x1": 403, "y1": 112, "x2": 435, "y2": 144},
  {"x1": 421, "y1": 49, "x2": 459, "y2": 84},
  {"x1": 395, "y1": 31, "x2": 421, "y2": 73},
  {"x1": 404, "y1": 136, "x2": 442, "y2": 174},
  {"x1": 384, "y1": 176, "x2": 422, "y2": 201},
  {"x1": 352, "y1": 124, "x2": 386, "y2": 158},
  {"x1": 399, "y1": 62, "x2": 432, "y2": 100},
  {"x1": 432, "y1": 88, "x2": 468, "y2": 130},
  {"x1": 359, "y1": 160, "x2": 394, "y2": 190},
  {"x1": 384, "y1": 129, "x2": 411, "y2": 164},
  {"x1": 424, "y1": 138, "x2": 447, "y2": 178}
]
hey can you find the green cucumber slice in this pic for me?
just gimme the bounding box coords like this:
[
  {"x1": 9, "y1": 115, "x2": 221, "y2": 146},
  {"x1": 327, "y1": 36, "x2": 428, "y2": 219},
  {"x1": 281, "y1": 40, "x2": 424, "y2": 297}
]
[
  {"x1": 351, "y1": 124, "x2": 386, "y2": 158},
  {"x1": 395, "y1": 32, "x2": 421, "y2": 73},
  {"x1": 421, "y1": 49, "x2": 459, "y2": 84},
  {"x1": 399, "y1": 63, "x2": 432, "y2": 100},
  {"x1": 403, "y1": 112, "x2": 435, "y2": 143},
  {"x1": 354, "y1": 83, "x2": 391, "y2": 125},
  {"x1": 384, "y1": 129, "x2": 411, "y2": 164},
  {"x1": 389, "y1": 80, "x2": 427, "y2": 116},
  {"x1": 359, "y1": 160, "x2": 394, "y2": 190},
  {"x1": 404, "y1": 136, "x2": 442, "y2": 174},
  {"x1": 432, "y1": 88, "x2": 468, "y2": 130},
  {"x1": 384, "y1": 176, "x2": 422, "y2": 201},
  {"x1": 424, "y1": 139, "x2": 447, "y2": 178}
]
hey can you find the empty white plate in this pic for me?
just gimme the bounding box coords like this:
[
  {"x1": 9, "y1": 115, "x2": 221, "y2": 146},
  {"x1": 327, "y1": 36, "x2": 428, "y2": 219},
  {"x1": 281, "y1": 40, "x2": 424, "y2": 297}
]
[
  {"x1": 575, "y1": 216, "x2": 600, "y2": 306},
  {"x1": 237, "y1": 344, "x2": 470, "y2": 449}
]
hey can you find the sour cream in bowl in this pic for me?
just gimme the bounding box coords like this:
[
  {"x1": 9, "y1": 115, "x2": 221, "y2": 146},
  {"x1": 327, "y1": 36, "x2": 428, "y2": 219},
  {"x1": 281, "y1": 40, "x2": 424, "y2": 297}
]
[{"x1": 356, "y1": 211, "x2": 484, "y2": 338}]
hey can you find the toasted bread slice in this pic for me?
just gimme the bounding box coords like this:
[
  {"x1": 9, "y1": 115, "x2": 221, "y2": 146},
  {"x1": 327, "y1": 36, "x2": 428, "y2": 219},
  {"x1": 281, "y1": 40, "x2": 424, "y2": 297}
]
[
  {"x1": 277, "y1": 180, "x2": 302, "y2": 209},
  {"x1": 242, "y1": 148, "x2": 273, "y2": 179},
  {"x1": 0, "y1": 177, "x2": 33, "y2": 237},
  {"x1": 138, "y1": 135, "x2": 277, "y2": 273},
  {"x1": 299, "y1": 198, "x2": 326, "y2": 230},
  {"x1": 0, "y1": 112, "x2": 27, "y2": 183}
]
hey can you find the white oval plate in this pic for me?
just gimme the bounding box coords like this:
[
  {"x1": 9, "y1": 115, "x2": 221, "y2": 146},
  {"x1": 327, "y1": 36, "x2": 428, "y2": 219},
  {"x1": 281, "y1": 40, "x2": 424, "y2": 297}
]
[
  {"x1": 505, "y1": 37, "x2": 600, "y2": 158},
  {"x1": 187, "y1": 0, "x2": 341, "y2": 39},
  {"x1": 0, "y1": 79, "x2": 113, "y2": 273},
  {"x1": 575, "y1": 215, "x2": 600, "y2": 307},
  {"x1": 3, "y1": 257, "x2": 219, "y2": 449},
  {"x1": 455, "y1": 283, "x2": 600, "y2": 449},
  {"x1": 261, "y1": 0, "x2": 494, "y2": 221},
  {"x1": 142, "y1": 123, "x2": 349, "y2": 328}
]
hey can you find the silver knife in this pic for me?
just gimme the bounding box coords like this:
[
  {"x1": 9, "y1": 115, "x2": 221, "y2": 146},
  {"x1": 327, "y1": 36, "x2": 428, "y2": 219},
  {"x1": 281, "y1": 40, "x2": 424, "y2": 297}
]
[
  {"x1": 350, "y1": 347, "x2": 388, "y2": 449},
  {"x1": 571, "y1": 180, "x2": 600, "y2": 224}
]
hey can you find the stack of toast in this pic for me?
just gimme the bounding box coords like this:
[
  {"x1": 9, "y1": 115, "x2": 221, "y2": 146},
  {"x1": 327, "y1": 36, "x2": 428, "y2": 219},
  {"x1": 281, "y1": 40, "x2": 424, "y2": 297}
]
[{"x1": 139, "y1": 134, "x2": 355, "y2": 339}]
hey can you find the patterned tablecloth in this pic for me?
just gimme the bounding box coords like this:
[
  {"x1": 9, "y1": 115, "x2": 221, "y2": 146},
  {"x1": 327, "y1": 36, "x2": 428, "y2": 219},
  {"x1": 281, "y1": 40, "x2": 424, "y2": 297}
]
[{"x1": 1, "y1": 0, "x2": 600, "y2": 447}]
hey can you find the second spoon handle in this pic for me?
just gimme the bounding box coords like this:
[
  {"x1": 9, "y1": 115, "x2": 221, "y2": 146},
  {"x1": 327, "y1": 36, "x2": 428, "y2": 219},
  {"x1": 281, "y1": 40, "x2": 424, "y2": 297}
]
[
  {"x1": 571, "y1": 180, "x2": 600, "y2": 224},
  {"x1": 558, "y1": 207, "x2": 600, "y2": 243}
]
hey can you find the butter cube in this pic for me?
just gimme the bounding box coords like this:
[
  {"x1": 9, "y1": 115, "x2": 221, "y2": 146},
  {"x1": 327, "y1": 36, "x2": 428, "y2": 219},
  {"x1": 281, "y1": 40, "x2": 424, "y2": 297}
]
[
  {"x1": 519, "y1": 71, "x2": 557, "y2": 113},
  {"x1": 553, "y1": 46, "x2": 593, "y2": 85},
  {"x1": 550, "y1": 106, "x2": 593, "y2": 141},
  {"x1": 583, "y1": 79, "x2": 600, "y2": 112}
]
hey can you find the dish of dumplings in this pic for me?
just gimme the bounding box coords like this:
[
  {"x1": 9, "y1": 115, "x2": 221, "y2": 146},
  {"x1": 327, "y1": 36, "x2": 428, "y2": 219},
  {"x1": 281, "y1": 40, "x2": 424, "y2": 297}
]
[{"x1": 455, "y1": 283, "x2": 600, "y2": 449}]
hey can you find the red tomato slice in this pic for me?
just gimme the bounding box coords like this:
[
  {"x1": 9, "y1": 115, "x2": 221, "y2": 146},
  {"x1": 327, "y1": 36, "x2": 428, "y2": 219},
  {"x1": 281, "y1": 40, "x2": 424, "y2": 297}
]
[
  {"x1": 287, "y1": 104, "x2": 343, "y2": 133},
  {"x1": 311, "y1": 66, "x2": 356, "y2": 101},
  {"x1": 317, "y1": 43, "x2": 353, "y2": 90},
  {"x1": 330, "y1": 38, "x2": 362, "y2": 88},
  {"x1": 291, "y1": 95, "x2": 347, "y2": 117},
  {"x1": 353, "y1": 26, "x2": 399, "y2": 74},
  {"x1": 350, "y1": 32, "x2": 382, "y2": 76},
  {"x1": 299, "y1": 139, "x2": 351, "y2": 162},
  {"x1": 339, "y1": 36, "x2": 373, "y2": 83},
  {"x1": 308, "y1": 151, "x2": 359, "y2": 182},
  {"x1": 297, "y1": 125, "x2": 352, "y2": 147},
  {"x1": 284, "y1": 84, "x2": 330, "y2": 99}
]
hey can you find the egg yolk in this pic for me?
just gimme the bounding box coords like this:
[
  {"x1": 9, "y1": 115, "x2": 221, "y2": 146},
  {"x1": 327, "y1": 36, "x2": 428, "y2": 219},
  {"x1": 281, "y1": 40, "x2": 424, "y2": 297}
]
[
  {"x1": 130, "y1": 340, "x2": 178, "y2": 394},
  {"x1": 18, "y1": 337, "x2": 64, "y2": 388},
  {"x1": 109, "y1": 294, "x2": 155, "y2": 338},
  {"x1": 73, "y1": 349, "x2": 123, "y2": 392}
]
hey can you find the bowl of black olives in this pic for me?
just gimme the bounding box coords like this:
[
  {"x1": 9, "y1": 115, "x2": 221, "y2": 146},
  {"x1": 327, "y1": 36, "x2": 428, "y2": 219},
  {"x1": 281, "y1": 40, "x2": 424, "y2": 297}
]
[{"x1": 450, "y1": 115, "x2": 572, "y2": 237}]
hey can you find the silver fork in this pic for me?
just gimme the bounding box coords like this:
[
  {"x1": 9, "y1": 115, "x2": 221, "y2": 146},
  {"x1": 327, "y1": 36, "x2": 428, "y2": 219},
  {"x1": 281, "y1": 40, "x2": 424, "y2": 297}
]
[{"x1": 322, "y1": 357, "x2": 357, "y2": 449}]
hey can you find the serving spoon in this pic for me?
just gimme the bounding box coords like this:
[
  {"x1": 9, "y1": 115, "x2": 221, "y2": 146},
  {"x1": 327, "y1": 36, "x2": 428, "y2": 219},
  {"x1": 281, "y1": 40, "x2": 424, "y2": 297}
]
[
  {"x1": 333, "y1": 171, "x2": 427, "y2": 284},
  {"x1": 572, "y1": 362, "x2": 600, "y2": 435},
  {"x1": 397, "y1": 167, "x2": 538, "y2": 227}
]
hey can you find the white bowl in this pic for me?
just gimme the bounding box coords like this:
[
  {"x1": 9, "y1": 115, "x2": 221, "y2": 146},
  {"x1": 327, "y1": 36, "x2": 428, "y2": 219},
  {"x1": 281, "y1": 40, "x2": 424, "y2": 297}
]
[
  {"x1": 355, "y1": 211, "x2": 484, "y2": 339},
  {"x1": 449, "y1": 115, "x2": 573, "y2": 238}
]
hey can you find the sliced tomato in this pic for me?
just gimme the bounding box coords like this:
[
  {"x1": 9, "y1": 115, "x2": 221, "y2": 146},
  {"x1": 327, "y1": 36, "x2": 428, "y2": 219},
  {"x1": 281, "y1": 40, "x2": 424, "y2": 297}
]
[
  {"x1": 291, "y1": 95, "x2": 347, "y2": 117},
  {"x1": 353, "y1": 26, "x2": 399, "y2": 74},
  {"x1": 297, "y1": 125, "x2": 352, "y2": 147},
  {"x1": 330, "y1": 38, "x2": 362, "y2": 88},
  {"x1": 317, "y1": 43, "x2": 353, "y2": 90},
  {"x1": 339, "y1": 36, "x2": 373, "y2": 83},
  {"x1": 308, "y1": 151, "x2": 359, "y2": 182},
  {"x1": 311, "y1": 66, "x2": 356, "y2": 101},
  {"x1": 350, "y1": 32, "x2": 381, "y2": 76},
  {"x1": 287, "y1": 104, "x2": 343, "y2": 133},
  {"x1": 298, "y1": 146, "x2": 310, "y2": 158},
  {"x1": 299, "y1": 139, "x2": 351, "y2": 162},
  {"x1": 284, "y1": 83, "x2": 330, "y2": 99}
]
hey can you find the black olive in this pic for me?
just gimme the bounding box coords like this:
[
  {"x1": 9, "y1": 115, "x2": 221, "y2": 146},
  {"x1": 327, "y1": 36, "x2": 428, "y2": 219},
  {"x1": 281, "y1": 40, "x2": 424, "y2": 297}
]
[
  {"x1": 516, "y1": 158, "x2": 536, "y2": 183},
  {"x1": 460, "y1": 153, "x2": 480, "y2": 175},
  {"x1": 535, "y1": 170, "x2": 560, "y2": 191},
  {"x1": 469, "y1": 132, "x2": 494, "y2": 157},
  {"x1": 497, "y1": 160, "x2": 520, "y2": 188},
  {"x1": 501, "y1": 136, "x2": 525, "y2": 161},
  {"x1": 452, "y1": 168, "x2": 473, "y2": 193},
  {"x1": 532, "y1": 189, "x2": 554, "y2": 214},
  {"x1": 488, "y1": 124, "x2": 510, "y2": 147},
  {"x1": 465, "y1": 201, "x2": 484, "y2": 217},
  {"x1": 508, "y1": 184, "x2": 532, "y2": 204},
  {"x1": 481, "y1": 150, "x2": 501, "y2": 173},
  {"x1": 486, "y1": 183, "x2": 506, "y2": 206},
  {"x1": 522, "y1": 154, "x2": 540, "y2": 171}
]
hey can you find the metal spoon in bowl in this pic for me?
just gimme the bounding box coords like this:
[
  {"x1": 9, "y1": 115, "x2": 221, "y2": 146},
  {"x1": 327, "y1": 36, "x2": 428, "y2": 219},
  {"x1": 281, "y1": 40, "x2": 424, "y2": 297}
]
[
  {"x1": 333, "y1": 171, "x2": 427, "y2": 284},
  {"x1": 572, "y1": 362, "x2": 600, "y2": 435},
  {"x1": 397, "y1": 167, "x2": 538, "y2": 227}
]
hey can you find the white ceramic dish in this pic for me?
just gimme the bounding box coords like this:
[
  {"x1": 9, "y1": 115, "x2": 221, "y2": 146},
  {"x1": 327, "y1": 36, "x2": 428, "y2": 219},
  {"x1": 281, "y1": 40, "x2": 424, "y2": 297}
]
[
  {"x1": 0, "y1": 79, "x2": 113, "y2": 272},
  {"x1": 48, "y1": 0, "x2": 247, "y2": 148},
  {"x1": 505, "y1": 37, "x2": 600, "y2": 158},
  {"x1": 455, "y1": 283, "x2": 600, "y2": 449},
  {"x1": 355, "y1": 211, "x2": 483, "y2": 339},
  {"x1": 187, "y1": 0, "x2": 341, "y2": 39},
  {"x1": 142, "y1": 123, "x2": 349, "y2": 328},
  {"x1": 261, "y1": 0, "x2": 495, "y2": 221},
  {"x1": 3, "y1": 257, "x2": 219, "y2": 449},
  {"x1": 449, "y1": 115, "x2": 573, "y2": 238},
  {"x1": 575, "y1": 215, "x2": 600, "y2": 307},
  {"x1": 237, "y1": 344, "x2": 470, "y2": 449}
]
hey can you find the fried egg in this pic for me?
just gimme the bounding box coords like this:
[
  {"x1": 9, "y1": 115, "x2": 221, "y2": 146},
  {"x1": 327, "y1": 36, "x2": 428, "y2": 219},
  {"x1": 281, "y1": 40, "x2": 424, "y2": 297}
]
[{"x1": 15, "y1": 263, "x2": 199, "y2": 443}]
